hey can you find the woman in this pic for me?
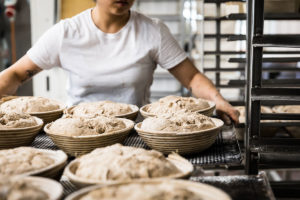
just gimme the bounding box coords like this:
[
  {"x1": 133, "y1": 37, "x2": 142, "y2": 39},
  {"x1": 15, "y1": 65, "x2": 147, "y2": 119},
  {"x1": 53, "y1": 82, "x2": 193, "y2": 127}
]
[{"x1": 0, "y1": 0, "x2": 239, "y2": 124}]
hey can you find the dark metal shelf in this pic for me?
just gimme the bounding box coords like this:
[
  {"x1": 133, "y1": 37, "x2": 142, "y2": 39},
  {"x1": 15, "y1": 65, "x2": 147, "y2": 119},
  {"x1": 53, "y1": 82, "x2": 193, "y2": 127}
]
[
  {"x1": 228, "y1": 34, "x2": 300, "y2": 42},
  {"x1": 206, "y1": 13, "x2": 300, "y2": 21},
  {"x1": 204, "y1": 51, "x2": 245, "y2": 55},
  {"x1": 229, "y1": 79, "x2": 300, "y2": 87},
  {"x1": 204, "y1": 34, "x2": 245, "y2": 39},
  {"x1": 204, "y1": 67, "x2": 245, "y2": 72},
  {"x1": 205, "y1": 13, "x2": 246, "y2": 21},
  {"x1": 253, "y1": 35, "x2": 300, "y2": 48},
  {"x1": 261, "y1": 113, "x2": 300, "y2": 121},
  {"x1": 227, "y1": 35, "x2": 246, "y2": 41},
  {"x1": 229, "y1": 57, "x2": 300, "y2": 63},
  {"x1": 204, "y1": 67, "x2": 300, "y2": 72},
  {"x1": 216, "y1": 84, "x2": 245, "y2": 88},
  {"x1": 204, "y1": 50, "x2": 300, "y2": 55},
  {"x1": 204, "y1": 0, "x2": 245, "y2": 3},
  {"x1": 251, "y1": 88, "x2": 300, "y2": 98}
]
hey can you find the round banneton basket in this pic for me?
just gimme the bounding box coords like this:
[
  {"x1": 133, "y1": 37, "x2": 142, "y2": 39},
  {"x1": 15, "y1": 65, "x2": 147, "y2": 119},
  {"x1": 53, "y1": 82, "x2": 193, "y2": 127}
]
[
  {"x1": 139, "y1": 100, "x2": 216, "y2": 119},
  {"x1": 0, "y1": 96, "x2": 66, "y2": 125},
  {"x1": 135, "y1": 118, "x2": 223, "y2": 155},
  {"x1": 44, "y1": 118, "x2": 135, "y2": 157},
  {"x1": 64, "y1": 104, "x2": 139, "y2": 121},
  {"x1": 64, "y1": 153, "x2": 193, "y2": 188},
  {"x1": 65, "y1": 179, "x2": 231, "y2": 200},
  {"x1": 0, "y1": 148, "x2": 67, "y2": 179},
  {"x1": 6, "y1": 176, "x2": 64, "y2": 200},
  {"x1": 0, "y1": 117, "x2": 43, "y2": 149}
]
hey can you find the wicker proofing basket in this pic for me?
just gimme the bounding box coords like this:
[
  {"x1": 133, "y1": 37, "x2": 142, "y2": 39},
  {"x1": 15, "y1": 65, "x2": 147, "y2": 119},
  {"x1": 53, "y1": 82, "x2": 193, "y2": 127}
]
[
  {"x1": 64, "y1": 104, "x2": 139, "y2": 121},
  {"x1": 0, "y1": 96, "x2": 66, "y2": 125},
  {"x1": 64, "y1": 153, "x2": 194, "y2": 188},
  {"x1": 10, "y1": 176, "x2": 64, "y2": 200},
  {"x1": 2, "y1": 148, "x2": 68, "y2": 179},
  {"x1": 0, "y1": 117, "x2": 43, "y2": 149},
  {"x1": 65, "y1": 179, "x2": 231, "y2": 200},
  {"x1": 44, "y1": 119, "x2": 135, "y2": 157},
  {"x1": 135, "y1": 118, "x2": 223, "y2": 155},
  {"x1": 139, "y1": 100, "x2": 216, "y2": 119}
]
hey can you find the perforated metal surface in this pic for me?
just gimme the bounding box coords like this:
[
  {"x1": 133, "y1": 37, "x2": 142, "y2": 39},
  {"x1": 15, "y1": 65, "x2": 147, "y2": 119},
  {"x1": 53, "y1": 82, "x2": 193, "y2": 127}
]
[
  {"x1": 31, "y1": 128, "x2": 241, "y2": 197},
  {"x1": 123, "y1": 129, "x2": 242, "y2": 166},
  {"x1": 31, "y1": 133, "x2": 58, "y2": 150},
  {"x1": 190, "y1": 172, "x2": 275, "y2": 200}
]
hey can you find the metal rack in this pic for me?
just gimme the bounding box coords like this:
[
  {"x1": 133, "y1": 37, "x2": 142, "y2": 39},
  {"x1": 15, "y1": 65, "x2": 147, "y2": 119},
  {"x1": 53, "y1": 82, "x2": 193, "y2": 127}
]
[
  {"x1": 202, "y1": 0, "x2": 246, "y2": 105},
  {"x1": 203, "y1": 0, "x2": 300, "y2": 105},
  {"x1": 246, "y1": 0, "x2": 300, "y2": 197}
]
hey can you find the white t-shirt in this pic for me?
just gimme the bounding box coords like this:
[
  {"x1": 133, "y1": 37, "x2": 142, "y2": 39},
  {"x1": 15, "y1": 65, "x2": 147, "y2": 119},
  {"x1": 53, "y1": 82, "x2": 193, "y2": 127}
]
[{"x1": 27, "y1": 9, "x2": 187, "y2": 107}]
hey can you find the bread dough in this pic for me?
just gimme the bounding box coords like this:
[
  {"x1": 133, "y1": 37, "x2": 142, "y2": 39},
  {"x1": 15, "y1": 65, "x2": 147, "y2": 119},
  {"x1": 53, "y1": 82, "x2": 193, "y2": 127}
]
[
  {"x1": 141, "y1": 111, "x2": 215, "y2": 132},
  {"x1": 235, "y1": 106, "x2": 273, "y2": 123},
  {"x1": 146, "y1": 96, "x2": 210, "y2": 115},
  {"x1": 0, "y1": 147, "x2": 54, "y2": 176},
  {"x1": 0, "y1": 112, "x2": 37, "y2": 128},
  {"x1": 69, "y1": 101, "x2": 133, "y2": 118},
  {"x1": 79, "y1": 182, "x2": 201, "y2": 200},
  {"x1": 273, "y1": 105, "x2": 300, "y2": 114},
  {"x1": 75, "y1": 144, "x2": 180, "y2": 181},
  {"x1": 0, "y1": 97, "x2": 60, "y2": 113},
  {"x1": 272, "y1": 105, "x2": 300, "y2": 138},
  {"x1": 49, "y1": 115, "x2": 126, "y2": 136},
  {"x1": 6, "y1": 180, "x2": 49, "y2": 200}
]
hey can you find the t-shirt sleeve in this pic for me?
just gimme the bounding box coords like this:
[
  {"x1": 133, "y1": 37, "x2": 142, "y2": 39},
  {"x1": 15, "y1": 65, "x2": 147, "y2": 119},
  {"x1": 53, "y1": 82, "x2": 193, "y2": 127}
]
[
  {"x1": 26, "y1": 21, "x2": 63, "y2": 70},
  {"x1": 154, "y1": 20, "x2": 187, "y2": 70}
]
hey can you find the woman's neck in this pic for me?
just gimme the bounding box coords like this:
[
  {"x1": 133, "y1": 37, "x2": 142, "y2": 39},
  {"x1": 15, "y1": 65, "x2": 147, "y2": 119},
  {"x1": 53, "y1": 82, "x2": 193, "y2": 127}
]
[{"x1": 91, "y1": 6, "x2": 130, "y2": 33}]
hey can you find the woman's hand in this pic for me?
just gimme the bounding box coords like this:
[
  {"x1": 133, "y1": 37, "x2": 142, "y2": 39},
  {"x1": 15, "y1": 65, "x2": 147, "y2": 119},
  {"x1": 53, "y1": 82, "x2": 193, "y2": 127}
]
[{"x1": 214, "y1": 97, "x2": 240, "y2": 125}]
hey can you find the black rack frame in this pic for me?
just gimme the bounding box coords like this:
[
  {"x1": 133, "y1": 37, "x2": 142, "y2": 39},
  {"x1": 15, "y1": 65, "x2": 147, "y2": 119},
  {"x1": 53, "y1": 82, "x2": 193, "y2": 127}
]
[
  {"x1": 203, "y1": 0, "x2": 247, "y2": 105},
  {"x1": 246, "y1": 0, "x2": 300, "y2": 176},
  {"x1": 204, "y1": 0, "x2": 300, "y2": 105}
]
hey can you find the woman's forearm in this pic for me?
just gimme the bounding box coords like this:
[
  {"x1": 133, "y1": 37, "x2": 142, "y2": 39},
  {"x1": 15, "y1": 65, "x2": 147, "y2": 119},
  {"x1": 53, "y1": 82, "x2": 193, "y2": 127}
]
[
  {"x1": 0, "y1": 55, "x2": 42, "y2": 97},
  {"x1": 189, "y1": 72, "x2": 224, "y2": 102},
  {"x1": 0, "y1": 68, "x2": 22, "y2": 97}
]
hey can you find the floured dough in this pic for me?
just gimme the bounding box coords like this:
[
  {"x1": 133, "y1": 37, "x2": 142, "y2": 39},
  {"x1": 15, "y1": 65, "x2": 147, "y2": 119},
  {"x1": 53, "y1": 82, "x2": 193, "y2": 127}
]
[
  {"x1": 0, "y1": 147, "x2": 54, "y2": 176},
  {"x1": 141, "y1": 111, "x2": 215, "y2": 132},
  {"x1": 79, "y1": 182, "x2": 201, "y2": 200},
  {"x1": 48, "y1": 115, "x2": 126, "y2": 136},
  {"x1": 0, "y1": 112, "x2": 37, "y2": 128},
  {"x1": 146, "y1": 96, "x2": 210, "y2": 115},
  {"x1": 235, "y1": 106, "x2": 273, "y2": 123},
  {"x1": 6, "y1": 180, "x2": 49, "y2": 200},
  {"x1": 273, "y1": 105, "x2": 300, "y2": 114},
  {"x1": 75, "y1": 144, "x2": 180, "y2": 181},
  {"x1": 68, "y1": 101, "x2": 132, "y2": 118},
  {"x1": 0, "y1": 96, "x2": 60, "y2": 113},
  {"x1": 273, "y1": 105, "x2": 300, "y2": 138}
]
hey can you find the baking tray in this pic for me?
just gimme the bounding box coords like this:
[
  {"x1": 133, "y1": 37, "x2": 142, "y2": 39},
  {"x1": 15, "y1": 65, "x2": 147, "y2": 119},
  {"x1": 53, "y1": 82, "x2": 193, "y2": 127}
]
[
  {"x1": 190, "y1": 172, "x2": 276, "y2": 200},
  {"x1": 31, "y1": 126, "x2": 242, "y2": 197},
  {"x1": 33, "y1": 126, "x2": 242, "y2": 166}
]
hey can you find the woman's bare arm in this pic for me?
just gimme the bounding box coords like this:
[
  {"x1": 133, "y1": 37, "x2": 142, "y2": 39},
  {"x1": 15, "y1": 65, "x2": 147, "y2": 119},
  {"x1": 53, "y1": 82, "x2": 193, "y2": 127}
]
[
  {"x1": 0, "y1": 55, "x2": 42, "y2": 97},
  {"x1": 169, "y1": 58, "x2": 239, "y2": 125}
]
